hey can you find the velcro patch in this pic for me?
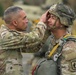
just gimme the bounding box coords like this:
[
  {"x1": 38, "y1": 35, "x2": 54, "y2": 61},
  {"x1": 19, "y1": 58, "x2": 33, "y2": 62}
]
[{"x1": 69, "y1": 59, "x2": 76, "y2": 72}]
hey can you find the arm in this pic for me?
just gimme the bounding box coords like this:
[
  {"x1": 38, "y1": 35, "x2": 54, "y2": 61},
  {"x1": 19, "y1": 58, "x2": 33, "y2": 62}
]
[
  {"x1": 0, "y1": 22, "x2": 46, "y2": 49},
  {"x1": 0, "y1": 11, "x2": 49, "y2": 49}
]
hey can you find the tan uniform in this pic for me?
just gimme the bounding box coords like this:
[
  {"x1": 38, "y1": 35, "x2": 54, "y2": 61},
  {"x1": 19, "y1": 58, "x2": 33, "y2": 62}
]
[
  {"x1": 61, "y1": 41, "x2": 76, "y2": 75},
  {"x1": 0, "y1": 22, "x2": 46, "y2": 75}
]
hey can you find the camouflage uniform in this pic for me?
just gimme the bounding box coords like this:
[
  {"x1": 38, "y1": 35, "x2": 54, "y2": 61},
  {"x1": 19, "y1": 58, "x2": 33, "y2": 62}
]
[
  {"x1": 49, "y1": 33, "x2": 76, "y2": 75},
  {"x1": 34, "y1": 32, "x2": 76, "y2": 75},
  {"x1": 0, "y1": 22, "x2": 46, "y2": 75},
  {"x1": 33, "y1": 3, "x2": 76, "y2": 75},
  {"x1": 61, "y1": 39, "x2": 76, "y2": 75}
]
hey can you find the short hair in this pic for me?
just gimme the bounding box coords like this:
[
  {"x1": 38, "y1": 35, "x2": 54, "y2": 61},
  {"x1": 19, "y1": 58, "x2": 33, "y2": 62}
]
[{"x1": 3, "y1": 6, "x2": 23, "y2": 24}]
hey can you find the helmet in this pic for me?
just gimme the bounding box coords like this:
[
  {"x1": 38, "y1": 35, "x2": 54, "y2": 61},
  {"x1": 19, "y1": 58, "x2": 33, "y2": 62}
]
[{"x1": 48, "y1": 3, "x2": 76, "y2": 26}]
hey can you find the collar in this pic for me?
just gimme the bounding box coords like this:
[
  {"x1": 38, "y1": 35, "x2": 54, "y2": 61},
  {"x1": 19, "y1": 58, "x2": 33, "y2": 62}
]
[{"x1": 51, "y1": 31, "x2": 71, "y2": 43}]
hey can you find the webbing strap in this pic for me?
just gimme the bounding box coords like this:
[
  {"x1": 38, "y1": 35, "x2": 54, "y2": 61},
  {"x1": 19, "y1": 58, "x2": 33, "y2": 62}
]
[
  {"x1": 48, "y1": 43, "x2": 59, "y2": 58},
  {"x1": 48, "y1": 34, "x2": 75, "y2": 58}
]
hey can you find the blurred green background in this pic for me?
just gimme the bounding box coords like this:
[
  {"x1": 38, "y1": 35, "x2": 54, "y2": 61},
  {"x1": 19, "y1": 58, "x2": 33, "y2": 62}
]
[{"x1": 0, "y1": 0, "x2": 76, "y2": 35}]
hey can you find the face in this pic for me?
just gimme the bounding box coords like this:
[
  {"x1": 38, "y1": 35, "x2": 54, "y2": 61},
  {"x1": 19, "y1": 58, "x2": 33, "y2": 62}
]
[
  {"x1": 14, "y1": 10, "x2": 28, "y2": 31},
  {"x1": 47, "y1": 13, "x2": 61, "y2": 30}
]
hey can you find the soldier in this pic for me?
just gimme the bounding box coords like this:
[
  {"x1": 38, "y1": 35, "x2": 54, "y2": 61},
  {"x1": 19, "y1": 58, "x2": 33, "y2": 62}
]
[
  {"x1": 33, "y1": 3, "x2": 76, "y2": 75},
  {"x1": 0, "y1": 6, "x2": 48, "y2": 75}
]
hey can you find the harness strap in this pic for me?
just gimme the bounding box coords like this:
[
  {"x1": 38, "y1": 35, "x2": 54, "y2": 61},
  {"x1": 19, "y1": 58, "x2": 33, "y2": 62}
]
[{"x1": 47, "y1": 34, "x2": 73, "y2": 58}]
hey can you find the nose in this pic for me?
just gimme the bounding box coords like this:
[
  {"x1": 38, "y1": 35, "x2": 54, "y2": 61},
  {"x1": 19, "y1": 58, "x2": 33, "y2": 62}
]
[
  {"x1": 25, "y1": 18, "x2": 28, "y2": 23},
  {"x1": 48, "y1": 18, "x2": 52, "y2": 22}
]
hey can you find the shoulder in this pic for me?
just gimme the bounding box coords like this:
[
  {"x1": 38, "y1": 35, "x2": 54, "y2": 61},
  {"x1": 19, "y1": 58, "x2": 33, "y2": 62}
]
[
  {"x1": 62, "y1": 35, "x2": 76, "y2": 50},
  {"x1": 0, "y1": 25, "x2": 20, "y2": 39},
  {"x1": 62, "y1": 40, "x2": 76, "y2": 52},
  {"x1": 62, "y1": 39, "x2": 76, "y2": 61},
  {"x1": 0, "y1": 25, "x2": 10, "y2": 38}
]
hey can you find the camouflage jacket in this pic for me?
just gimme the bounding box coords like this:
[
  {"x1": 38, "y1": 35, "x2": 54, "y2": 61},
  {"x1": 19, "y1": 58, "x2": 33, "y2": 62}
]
[
  {"x1": 0, "y1": 22, "x2": 46, "y2": 49},
  {"x1": 0, "y1": 22, "x2": 46, "y2": 75},
  {"x1": 34, "y1": 32, "x2": 76, "y2": 75},
  {"x1": 61, "y1": 38, "x2": 76, "y2": 75}
]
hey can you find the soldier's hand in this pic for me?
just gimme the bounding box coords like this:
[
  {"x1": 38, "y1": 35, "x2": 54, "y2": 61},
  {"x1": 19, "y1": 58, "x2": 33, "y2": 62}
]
[{"x1": 40, "y1": 11, "x2": 48, "y2": 23}]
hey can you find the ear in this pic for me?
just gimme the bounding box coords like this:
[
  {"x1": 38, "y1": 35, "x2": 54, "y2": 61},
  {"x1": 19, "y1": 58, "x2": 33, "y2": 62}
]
[{"x1": 12, "y1": 20, "x2": 18, "y2": 26}]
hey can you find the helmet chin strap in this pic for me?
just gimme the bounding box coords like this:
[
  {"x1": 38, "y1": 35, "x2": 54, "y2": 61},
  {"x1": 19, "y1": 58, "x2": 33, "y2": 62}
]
[
  {"x1": 50, "y1": 17, "x2": 65, "y2": 30},
  {"x1": 50, "y1": 17, "x2": 58, "y2": 29}
]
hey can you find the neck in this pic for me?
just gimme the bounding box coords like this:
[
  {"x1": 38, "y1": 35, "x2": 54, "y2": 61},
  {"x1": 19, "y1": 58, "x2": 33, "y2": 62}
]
[
  {"x1": 51, "y1": 28, "x2": 67, "y2": 39},
  {"x1": 6, "y1": 24, "x2": 17, "y2": 31}
]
